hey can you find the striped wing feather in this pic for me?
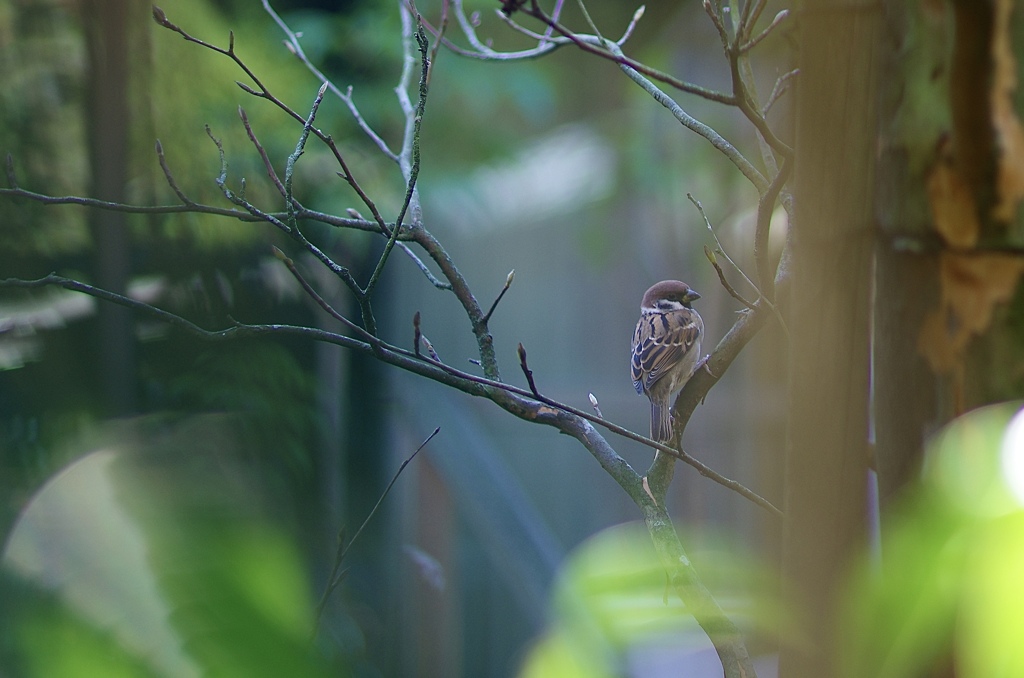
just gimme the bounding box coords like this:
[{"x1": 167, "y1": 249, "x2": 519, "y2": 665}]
[{"x1": 631, "y1": 310, "x2": 699, "y2": 394}]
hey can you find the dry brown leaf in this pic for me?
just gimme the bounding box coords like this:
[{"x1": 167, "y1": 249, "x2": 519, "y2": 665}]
[
  {"x1": 927, "y1": 152, "x2": 981, "y2": 248},
  {"x1": 918, "y1": 253, "x2": 1024, "y2": 373},
  {"x1": 992, "y1": 0, "x2": 1024, "y2": 221}
]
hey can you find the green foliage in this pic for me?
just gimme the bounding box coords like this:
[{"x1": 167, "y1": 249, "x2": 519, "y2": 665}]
[
  {"x1": 842, "y1": 402, "x2": 1024, "y2": 678},
  {"x1": 160, "y1": 341, "x2": 318, "y2": 477},
  {"x1": 519, "y1": 522, "x2": 783, "y2": 676},
  {"x1": 1, "y1": 417, "x2": 335, "y2": 677}
]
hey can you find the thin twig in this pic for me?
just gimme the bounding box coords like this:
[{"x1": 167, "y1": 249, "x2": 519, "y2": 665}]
[
  {"x1": 754, "y1": 156, "x2": 791, "y2": 301},
  {"x1": 205, "y1": 125, "x2": 293, "y2": 235},
  {"x1": 517, "y1": 343, "x2": 540, "y2": 397},
  {"x1": 740, "y1": 9, "x2": 788, "y2": 53},
  {"x1": 5, "y1": 153, "x2": 17, "y2": 188},
  {"x1": 688, "y1": 194, "x2": 760, "y2": 296},
  {"x1": 703, "y1": 0, "x2": 730, "y2": 49},
  {"x1": 364, "y1": 9, "x2": 431, "y2": 297},
  {"x1": 154, "y1": 141, "x2": 193, "y2": 205},
  {"x1": 239, "y1": 107, "x2": 286, "y2": 198},
  {"x1": 399, "y1": 243, "x2": 453, "y2": 289},
  {"x1": 284, "y1": 82, "x2": 329, "y2": 229},
  {"x1": 687, "y1": 193, "x2": 789, "y2": 343},
  {"x1": 260, "y1": 0, "x2": 398, "y2": 162},
  {"x1": 705, "y1": 245, "x2": 756, "y2": 310},
  {"x1": 426, "y1": 0, "x2": 449, "y2": 86},
  {"x1": 763, "y1": 68, "x2": 798, "y2": 116},
  {"x1": 742, "y1": 0, "x2": 769, "y2": 42},
  {"x1": 616, "y1": 53, "x2": 767, "y2": 193},
  {"x1": 481, "y1": 270, "x2": 515, "y2": 324},
  {"x1": 618, "y1": 5, "x2": 645, "y2": 45},
  {"x1": 311, "y1": 426, "x2": 441, "y2": 636},
  {"x1": 575, "y1": 0, "x2": 606, "y2": 45},
  {"x1": 413, "y1": 311, "x2": 422, "y2": 357},
  {"x1": 272, "y1": 247, "x2": 373, "y2": 341},
  {"x1": 0, "y1": 175, "x2": 401, "y2": 235},
  {"x1": 515, "y1": 1, "x2": 737, "y2": 105},
  {"x1": 154, "y1": 6, "x2": 395, "y2": 241}
]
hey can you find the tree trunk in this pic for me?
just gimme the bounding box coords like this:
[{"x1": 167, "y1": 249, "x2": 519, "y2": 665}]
[
  {"x1": 83, "y1": 0, "x2": 135, "y2": 415},
  {"x1": 874, "y1": 2, "x2": 1024, "y2": 515},
  {"x1": 780, "y1": 1, "x2": 879, "y2": 676}
]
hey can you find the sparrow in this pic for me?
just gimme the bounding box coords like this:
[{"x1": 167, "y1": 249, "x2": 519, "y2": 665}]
[{"x1": 631, "y1": 280, "x2": 704, "y2": 442}]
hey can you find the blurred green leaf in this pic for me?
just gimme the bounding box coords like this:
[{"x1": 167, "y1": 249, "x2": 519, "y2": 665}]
[
  {"x1": 841, "y1": 402, "x2": 1024, "y2": 678},
  {"x1": 522, "y1": 522, "x2": 781, "y2": 676},
  {"x1": 2, "y1": 417, "x2": 334, "y2": 677}
]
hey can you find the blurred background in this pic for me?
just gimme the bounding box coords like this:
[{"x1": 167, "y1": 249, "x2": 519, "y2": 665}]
[{"x1": 0, "y1": 0, "x2": 793, "y2": 675}]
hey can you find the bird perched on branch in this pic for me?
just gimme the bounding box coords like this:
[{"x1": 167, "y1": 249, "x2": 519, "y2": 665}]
[{"x1": 631, "y1": 280, "x2": 704, "y2": 442}]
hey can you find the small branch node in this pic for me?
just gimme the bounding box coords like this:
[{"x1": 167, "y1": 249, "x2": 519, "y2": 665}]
[
  {"x1": 271, "y1": 245, "x2": 293, "y2": 266},
  {"x1": 236, "y1": 81, "x2": 261, "y2": 96},
  {"x1": 421, "y1": 335, "x2": 440, "y2": 362},
  {"x1": 152, "y1": 5, "x2": 170, "y2": 27},
  {"x1": 588, "y1": 393, "x2": 604, "y2": 418}
]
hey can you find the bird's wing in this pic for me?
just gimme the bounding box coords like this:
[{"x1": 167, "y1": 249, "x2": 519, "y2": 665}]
[{"x1": 631, "y1": 309, "x2": 700, "y2": 393}]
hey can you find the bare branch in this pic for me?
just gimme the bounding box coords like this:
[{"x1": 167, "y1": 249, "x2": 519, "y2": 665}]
[
  {"x1": 0, "y1": 273, "x2": 777, "y2": 514},
  {"x1": 616, "y1": 53, "x2": 767, "y2": 193},
  {"x1": 364, "y1": 7, "x2": 431, "y2": 298},
  {"x1": 154, "y1": 6, "x2": 394, "y2": 239},
  {"x1": 0, "y1": 175, "x2": 402, "y2": 236},
  {"x1": 425, "y1": 0, "x2": 449, "y2": 86},
  {"x1": 260, "y1": 0, "x2": 399, "y2": 161},
  {"x1": 420, "y1": 231, "x2": 498, "y2": 377},
  {"x1": 521, "y1": 2, "x2": 737, "y2": 105},
  {"x1": 272, "y1": 247, "x2": 374, "y2": 341}
]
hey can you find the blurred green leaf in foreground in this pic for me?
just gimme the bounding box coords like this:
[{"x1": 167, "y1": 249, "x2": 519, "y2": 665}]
[
  {"x1": 0, "y1": 416, "x2": 333, "y2": 678},
  {"x1": 842, "y1": 402, "x2": 1024, "y2": 678}
]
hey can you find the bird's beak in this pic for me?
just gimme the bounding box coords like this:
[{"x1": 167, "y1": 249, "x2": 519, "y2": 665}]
[{"x1": 685, "y1": 290, "x2": 701, "y2": 302}]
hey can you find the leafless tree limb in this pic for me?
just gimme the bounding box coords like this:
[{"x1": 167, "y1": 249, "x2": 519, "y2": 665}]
[{"x1": 4, "y1": 5, "x2": 797, "y2": 676}]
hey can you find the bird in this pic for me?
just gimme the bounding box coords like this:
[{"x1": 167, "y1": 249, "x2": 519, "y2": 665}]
[{"x1": 631, "y1": 280, "x2": 705, "y2": 442}]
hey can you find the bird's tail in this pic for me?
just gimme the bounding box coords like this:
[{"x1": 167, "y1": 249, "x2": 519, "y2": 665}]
[{"x1": 651, "y1": 401, "x2": 672, "y2": 442}]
